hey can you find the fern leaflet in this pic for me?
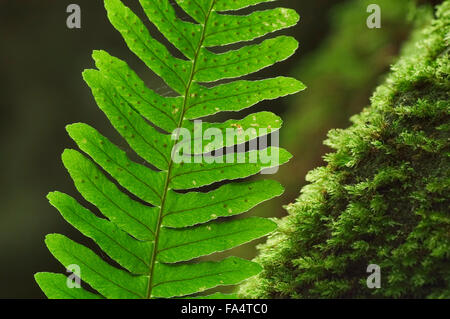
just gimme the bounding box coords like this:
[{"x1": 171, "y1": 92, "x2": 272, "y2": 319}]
[{"x1": 35, "y1": 0, "x2": 304, "y2": 299}]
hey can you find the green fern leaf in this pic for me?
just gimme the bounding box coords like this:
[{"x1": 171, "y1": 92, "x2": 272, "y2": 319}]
[{"x1": 35, "y1": 0, "x2": 304, "y2": 299}]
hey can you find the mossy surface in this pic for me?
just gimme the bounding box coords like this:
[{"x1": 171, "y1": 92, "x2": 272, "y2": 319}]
[{"x1": 241, "y1": 1, "x2": 449, "y2": 299}]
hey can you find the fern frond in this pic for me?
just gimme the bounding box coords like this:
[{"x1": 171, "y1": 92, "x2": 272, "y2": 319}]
[{"x1": 35, "y1": 0, "x2": 304, "y2": 299}]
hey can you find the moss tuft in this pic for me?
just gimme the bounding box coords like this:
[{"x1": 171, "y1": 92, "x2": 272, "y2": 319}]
[{"x1": 241, "y1": 1, "x2": 449, "y2": 299}]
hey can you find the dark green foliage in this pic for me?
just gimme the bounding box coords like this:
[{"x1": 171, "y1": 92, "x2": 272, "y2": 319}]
[
  {"x1": 241, "y1": 1, "x2": 449, "y2": 298},
  {"x1": 254, "y1": 0, "x2": 423, "y2": 221}
]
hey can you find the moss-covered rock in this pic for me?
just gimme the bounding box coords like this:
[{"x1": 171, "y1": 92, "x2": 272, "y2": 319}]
[{"x1": 241, "y1": 1, "x2": 449, "y2": 299}]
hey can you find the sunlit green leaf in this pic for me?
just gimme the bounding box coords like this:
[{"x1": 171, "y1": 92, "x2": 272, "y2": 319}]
[{"x1": 36, "y1": 0, "x2": 302, "y2": 299}]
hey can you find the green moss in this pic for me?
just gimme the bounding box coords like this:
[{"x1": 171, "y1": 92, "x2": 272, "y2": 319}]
[{"x1": 241, "y1": 1, "x2": 449, "y2": 299}]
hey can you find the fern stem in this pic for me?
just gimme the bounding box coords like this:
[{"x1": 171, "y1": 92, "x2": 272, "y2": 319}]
[{"x1": 145, "y1": 0, "x2": 217, "y2": 299}]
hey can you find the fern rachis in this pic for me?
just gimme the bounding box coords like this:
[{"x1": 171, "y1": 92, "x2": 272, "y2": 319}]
[{"x1": 35, "y1": 0, "x2": 304, "y2": 299}]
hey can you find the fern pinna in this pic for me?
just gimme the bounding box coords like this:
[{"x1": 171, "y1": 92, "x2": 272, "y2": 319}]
[{"x1": 35, "y1": 0, "x2": 304, "y2": 299}]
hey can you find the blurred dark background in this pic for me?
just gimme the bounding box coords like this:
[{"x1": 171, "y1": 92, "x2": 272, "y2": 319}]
[{"x1": 0, "y1": 0, "x2": 436, "y2": 298}]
